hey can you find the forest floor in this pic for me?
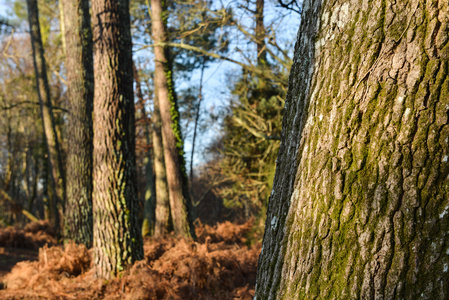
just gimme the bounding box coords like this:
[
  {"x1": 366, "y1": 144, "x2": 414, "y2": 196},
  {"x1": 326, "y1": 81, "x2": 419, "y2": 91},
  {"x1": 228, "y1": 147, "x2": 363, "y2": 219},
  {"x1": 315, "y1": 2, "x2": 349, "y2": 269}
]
[{"x1": 0, "y1": 220, "x2": 260, "y2": 299}]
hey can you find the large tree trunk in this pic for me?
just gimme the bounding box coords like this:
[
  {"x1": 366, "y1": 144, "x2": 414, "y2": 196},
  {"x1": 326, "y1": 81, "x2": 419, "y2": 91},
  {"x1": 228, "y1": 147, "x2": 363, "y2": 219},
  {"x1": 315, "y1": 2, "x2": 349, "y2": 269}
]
[
  {"x1": 62, "y1": 0, "x2": 94, "y2": 246},
  {"x1": 133, "y1": 63, "x2": 156, "y2": 237},
  {"x1": 26, "y1": 0, "x2": 65, "y2": 231},
  {"x1": 151, "y1": 0, "x2": 196, "y2": 239},
  {"x1": 91, "y1": 0, "x2": 143, "y2": 279},
  {"x1": 255, "y1": 0, "x2": 449, "y2": 299}
]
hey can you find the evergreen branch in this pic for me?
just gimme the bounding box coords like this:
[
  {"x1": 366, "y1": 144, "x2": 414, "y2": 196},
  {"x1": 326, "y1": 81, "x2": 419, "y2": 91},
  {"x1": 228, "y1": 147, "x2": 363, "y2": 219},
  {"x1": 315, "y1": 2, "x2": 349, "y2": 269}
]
[{"x1": 232, "y1": 115, "x2": 280, "y2": 140}]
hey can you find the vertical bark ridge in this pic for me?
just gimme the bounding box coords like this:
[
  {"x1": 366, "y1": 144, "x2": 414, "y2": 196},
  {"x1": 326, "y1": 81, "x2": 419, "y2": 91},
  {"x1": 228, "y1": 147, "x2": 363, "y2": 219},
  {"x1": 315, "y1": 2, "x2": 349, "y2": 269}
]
[{"x1": 256, "y1": 0, "x2": 449, "y2": 299}]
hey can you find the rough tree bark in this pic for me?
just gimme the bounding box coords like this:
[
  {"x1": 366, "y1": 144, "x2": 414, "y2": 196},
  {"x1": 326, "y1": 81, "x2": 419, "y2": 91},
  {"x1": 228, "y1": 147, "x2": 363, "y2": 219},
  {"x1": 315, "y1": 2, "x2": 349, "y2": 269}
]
[
  {"x1": 26, "y1": 0, "x2": 65, "y2": 231},
  {"x1": 62, "y1": 0, "x2": 94, "y2": 246},
  {"x1": 91, "y1": 0, "x2": 143, "y2": 278},
  {"x1": 151, "y1": 0, "x2": 196, "y2": 238},
  {"x1": 255, "y1": 0, "x2": 449, "y2": 299}
]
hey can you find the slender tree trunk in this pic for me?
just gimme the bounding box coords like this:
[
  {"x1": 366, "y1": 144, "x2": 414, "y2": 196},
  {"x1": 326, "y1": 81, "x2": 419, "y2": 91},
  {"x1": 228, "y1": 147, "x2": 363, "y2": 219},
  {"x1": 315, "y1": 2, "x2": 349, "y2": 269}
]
[
  {"x1": 189, "y1": 61, "x2": 205, "y2": 192},
  {"x1": 255, "y1": 0, "x2": 266, "y2": 66},
  {"x1": 27, "y1": 142, "x2": 39, "y2": 211},
  {"x1": 3, "y1": 99, "x2": 12, "y2": 194},
  {"x1": 152, "y1": 91, "x2": 171, "y2": 236},
  {"x1": 26, "y1": 0, "x2": 65, "y2": 231},
  {"x1": 62, "y1": 0, "x2": 94, "y2": 246},
  {"x1": 91, "y1": 0, "x2": 143, "y2": 279},
  {"x1": 58, "y1": 0, "x2": 66, "y2": 55},
  {"x1": 133, "y1": 63, "x2": 156, "y2": 237},
  {"x1": 255, "y1": 0, "x2": 449, "y2": 299},
  {"x1": 28, "y1": 149, "x2": 38, "y2": 212},
  {"x1": 151, "y1": 0, "x2": 196, "y2": 239},
  {"x1": 144, "y1": 0, "x2": 170, "y2": 237},
  {"x1": 23, "y1": 149, "x2": 31, "y2": 200}
]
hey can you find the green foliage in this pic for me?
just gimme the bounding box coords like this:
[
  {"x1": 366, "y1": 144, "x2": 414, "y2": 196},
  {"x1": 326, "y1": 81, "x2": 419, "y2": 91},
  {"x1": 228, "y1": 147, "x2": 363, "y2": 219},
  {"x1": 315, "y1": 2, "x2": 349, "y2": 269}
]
[
  {"x1": 13, "y1": 1, "x2": 28, "y2": 20},
  {"x1": 217, "y1": 68, "x2": 286, "y2": 218}
]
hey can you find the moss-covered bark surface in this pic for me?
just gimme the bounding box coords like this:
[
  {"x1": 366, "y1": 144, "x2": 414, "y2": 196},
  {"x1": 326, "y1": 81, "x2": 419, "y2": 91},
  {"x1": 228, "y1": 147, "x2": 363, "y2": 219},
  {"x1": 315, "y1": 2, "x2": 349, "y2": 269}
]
[{"x1": 255, "y1": 0, "x2": 449, "y2": 299}]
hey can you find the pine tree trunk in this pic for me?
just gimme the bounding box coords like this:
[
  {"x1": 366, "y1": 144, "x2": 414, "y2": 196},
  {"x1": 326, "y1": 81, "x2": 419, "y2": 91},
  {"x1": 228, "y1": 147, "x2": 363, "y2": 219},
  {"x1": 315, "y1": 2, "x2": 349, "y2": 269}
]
[
  {"x1": 153, "y1": 92, "x2": 171, "y2": 236},
  {"x1": 26, "y1": 0, "x2": 65, "y2": 231},
  {"x1": 255, "y1": 0, "x2": 449, "y2": 299},
  {"x1": 151, "y1": 0, "x2": 196, "y2": 239},
  {"x1": 133, "y1": 63, "x2": 156, "y2": 237},
  {"x1": 91, "y1": 0, "x2": 143, "y2": 279},
  {"x1": 62, "y1": 0, "x2": 94, "y2": 246}
]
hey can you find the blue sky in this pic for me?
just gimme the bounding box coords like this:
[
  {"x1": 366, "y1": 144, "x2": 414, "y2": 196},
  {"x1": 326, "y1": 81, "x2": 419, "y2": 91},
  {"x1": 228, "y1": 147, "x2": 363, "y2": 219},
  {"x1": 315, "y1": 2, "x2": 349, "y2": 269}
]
[{"x1": 0, "y1": 1, "x2": 8, "y2": 18}]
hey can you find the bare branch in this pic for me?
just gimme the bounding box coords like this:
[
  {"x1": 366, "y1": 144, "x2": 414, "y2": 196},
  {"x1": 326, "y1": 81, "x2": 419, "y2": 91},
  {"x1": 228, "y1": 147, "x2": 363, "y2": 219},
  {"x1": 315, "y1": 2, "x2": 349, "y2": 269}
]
[
  {"x1": 1, "y1": 100, "x2": 68, "y2": 113},
  {"x1": 135, "y1": 42, "x2": 288, "y2": 85}
]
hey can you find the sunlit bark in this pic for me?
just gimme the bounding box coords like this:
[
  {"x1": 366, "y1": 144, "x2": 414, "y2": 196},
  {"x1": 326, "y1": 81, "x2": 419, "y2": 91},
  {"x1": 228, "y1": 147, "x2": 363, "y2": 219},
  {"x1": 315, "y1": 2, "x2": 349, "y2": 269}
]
[
  {"x1": 151, "y1": 0, "x2": 196, "y2": 239},
  {"x1": 256, "y1": 0, "x2": 449, "y2": 298}
]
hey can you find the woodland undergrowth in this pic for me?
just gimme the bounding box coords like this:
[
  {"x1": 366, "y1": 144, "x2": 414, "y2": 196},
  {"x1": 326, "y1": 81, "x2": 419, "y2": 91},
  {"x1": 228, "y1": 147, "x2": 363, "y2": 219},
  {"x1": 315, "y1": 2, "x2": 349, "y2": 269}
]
[{"x1": 0, "y1": 220, "x2": 260, "y2": 299}]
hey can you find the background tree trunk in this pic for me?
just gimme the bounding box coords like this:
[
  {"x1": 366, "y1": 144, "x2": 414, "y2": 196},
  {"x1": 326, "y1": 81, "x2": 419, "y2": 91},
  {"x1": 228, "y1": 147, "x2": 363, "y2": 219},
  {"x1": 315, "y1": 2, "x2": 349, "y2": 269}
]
[
  {"x1": 189, "y1": 61, "x2": 205, "y2": 191},
  {"x1": 255, "y1": 0, "x2": 266, "y2": 66},
  {"x1": 133, "y1": 63, "x2": 156, "y2": 237},
  {"x1": 26, "y1": 0, "x2": 65, "y2": 231},
  {"x1": 151, "y1": 0, "x2": 196, "y2": 239},
  {"x1": 91, "y1": 0, "x2": 143, "y2": 279},
  {"x1": 152, "y1": 92, "x2": 171, "y2": 236},
  {"x1": 62, "y1": 0, "x2": 94, "y2": 246},
  {"x1": 255, "y1": 0, "x2": 449, "y2": 299},
  {"x1": 58, "y1": 0, "x2": 67, "y2": 55}
]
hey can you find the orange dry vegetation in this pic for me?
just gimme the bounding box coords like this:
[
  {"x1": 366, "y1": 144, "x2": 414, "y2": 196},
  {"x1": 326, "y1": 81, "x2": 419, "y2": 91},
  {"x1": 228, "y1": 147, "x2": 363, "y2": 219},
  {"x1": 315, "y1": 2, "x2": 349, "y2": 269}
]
[
  {"x1": 0, "y1": 220, "x2": 261, "y2": 299},
  {"x1": 0, "y1": 220, "x2": 57, "y2": 249}
]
